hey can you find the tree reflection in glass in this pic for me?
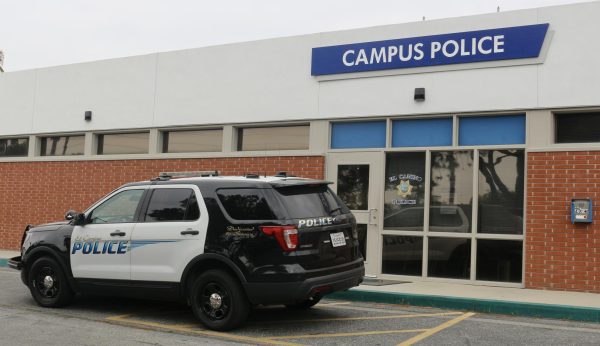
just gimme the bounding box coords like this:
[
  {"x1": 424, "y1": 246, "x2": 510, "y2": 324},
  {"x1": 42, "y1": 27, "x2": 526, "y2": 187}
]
[
  {"x1": 337, "y1": 165, "x2": 369, "y2": 210},
  {"x1": 478, "y1": 150, "x2": 524, "y2": 234},
  {"x1": 430, "y1": 151, "x2": 473, "y2": 233}
]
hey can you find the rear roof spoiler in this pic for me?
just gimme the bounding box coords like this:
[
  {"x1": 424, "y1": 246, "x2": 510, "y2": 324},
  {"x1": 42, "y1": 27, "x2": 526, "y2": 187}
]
[{"x1": 270, "y1": 179, "x2": 333, "y2": 188}]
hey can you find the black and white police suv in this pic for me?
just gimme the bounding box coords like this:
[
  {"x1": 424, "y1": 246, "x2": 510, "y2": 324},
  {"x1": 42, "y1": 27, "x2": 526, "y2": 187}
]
[{"x1": 8, "y1": 171, "x2": 364, "y2": 330}]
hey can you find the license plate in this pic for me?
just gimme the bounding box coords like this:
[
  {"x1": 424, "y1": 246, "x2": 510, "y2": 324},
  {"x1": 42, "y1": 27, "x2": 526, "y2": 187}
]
[{"x1": 330, "y1": 232, "x2": 346, "y2": 247}]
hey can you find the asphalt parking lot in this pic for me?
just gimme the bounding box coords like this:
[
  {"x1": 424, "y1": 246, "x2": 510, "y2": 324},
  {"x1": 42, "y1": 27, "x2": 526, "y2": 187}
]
[{"x1": 1, "y1": 268, "x2": 599, "y2": 346}]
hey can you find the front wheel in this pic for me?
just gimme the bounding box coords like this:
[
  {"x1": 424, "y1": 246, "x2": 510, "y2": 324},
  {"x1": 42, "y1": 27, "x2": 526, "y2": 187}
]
[
  {"x1": 190, "y1": 270, "x2": 249, "y2": 331},
  {"x1": 27, "y1": 256, "x2": 74, "y2": 308}
]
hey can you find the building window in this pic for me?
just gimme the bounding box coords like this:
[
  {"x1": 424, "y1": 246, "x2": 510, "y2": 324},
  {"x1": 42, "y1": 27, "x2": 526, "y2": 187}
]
[
  {"x1": 384, "y1": 152, "x2": 426, "y2": 231},
  {"x1": 478, "y1": 150, "x2": 524, "y2": 235},
  {"x1": 97, "y1": 132, "x2": 149, "y2": 155},
  {"x1": 0, "y1": 138, "x2": 29, "y2": 157},
  {"x1": 555, "y1": 112, "x2": 600, "y2": 143},
  {"x1": 382, "y1": 235, "x2": 423, "y2": 276},
  {"x1": 459, "y1": 114, "x2": 525, "y2": 146},
  {"x1": 428, "y1": 237, "x2": 471, "y2": 279},
  {"x1": 382, "y1": 148, "x2": 524, "y2": 283},
  {"x1": 392, "y1": 118, "x2": 453, "y2": 147},
  {"x1": 162, "y1": 129, "x2": 223, "y2": 153},
  {"x1": 336, "y1": 165, "x2": 369, "y2": 210},
  {"x1": 476, "y1": 239, "x2": 522, "y2": 282},
  {"x1": 237, "y1": 125, "x2": 309, "y2": 151},
  {"x1": 331, "y1": 121, "x2": 386, "y2": 149},
  {"x1": 40, "y1": 135, "x2": 85, "y2": 156},
  {"x1": 430, "y1": 151, "x2": 473, "y2": 233}
]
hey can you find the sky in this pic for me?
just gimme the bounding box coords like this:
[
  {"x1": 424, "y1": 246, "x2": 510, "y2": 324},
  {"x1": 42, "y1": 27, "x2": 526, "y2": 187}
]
[{"x1": 0, "y1": 0, "x2": 590, "y2": 71}]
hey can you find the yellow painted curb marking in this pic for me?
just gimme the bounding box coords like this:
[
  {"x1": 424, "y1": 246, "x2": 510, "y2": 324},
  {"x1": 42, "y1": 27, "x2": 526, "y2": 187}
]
[
  {"x1": 269, "y1": 328, "x2": 429, "y2": 340},
  {"x1": 260, "y1": 311, "x2": 462, "y2": 324},
  {"x1": 106, "y1": 314, "x2": 303, "y2": 346},
  {"x1": 397, "y1": 312, "x2": 476, "y2": 346}
]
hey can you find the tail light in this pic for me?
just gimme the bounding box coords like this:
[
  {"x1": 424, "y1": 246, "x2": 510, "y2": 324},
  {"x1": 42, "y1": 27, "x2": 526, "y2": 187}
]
[{"x1": 260, "y1": 225, "x2": 298, "y2": 252}]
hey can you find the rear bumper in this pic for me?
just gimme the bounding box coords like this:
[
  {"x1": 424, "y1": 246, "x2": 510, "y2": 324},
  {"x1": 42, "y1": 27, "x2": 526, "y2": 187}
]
[
  {"x1": 8, "y1": 256, "x2": 22, "y2": 270},
  {"x1": 244, "y1": 262, "x2": 365, "y2": 305}
]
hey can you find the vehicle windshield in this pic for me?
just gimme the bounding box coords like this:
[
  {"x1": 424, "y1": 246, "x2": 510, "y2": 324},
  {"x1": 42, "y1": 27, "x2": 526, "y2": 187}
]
[{"x1": 274, "y1": 185, "x2": 349, "y2": 219}]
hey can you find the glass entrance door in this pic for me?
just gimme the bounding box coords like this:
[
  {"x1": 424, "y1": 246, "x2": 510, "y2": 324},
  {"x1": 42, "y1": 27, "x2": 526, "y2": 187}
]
[{"x1": 327, "y1": 152, "x2": 383, "y2": 276}]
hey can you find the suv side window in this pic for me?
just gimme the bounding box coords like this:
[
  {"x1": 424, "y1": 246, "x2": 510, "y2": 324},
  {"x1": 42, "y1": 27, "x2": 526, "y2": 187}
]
[
  {"x1": 89, "y1": 189, "x2": 145, "y2": 224},
  {"x1": 144, "y1": 188, "x2": 199, "y2": 222},
  {"x1": 217, "y1": 188, "x2": 276, "y2": 220}
]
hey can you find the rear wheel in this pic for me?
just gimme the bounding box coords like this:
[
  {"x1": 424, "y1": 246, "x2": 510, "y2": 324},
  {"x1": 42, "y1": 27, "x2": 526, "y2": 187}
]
[
  {"x1": 27, "y1": 256, "x2": 74, "y2": 308},
  {"x1": 285, "y1": 295, "x2": 322, "y2": 309},
  {"x1": 190, "y1": 270, "x2": 249, "y2": 331}
]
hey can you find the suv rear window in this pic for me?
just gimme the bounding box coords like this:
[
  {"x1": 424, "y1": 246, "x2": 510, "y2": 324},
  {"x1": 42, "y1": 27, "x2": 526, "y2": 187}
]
[
  {"x1": 274, "y1": 185, "x2": 348, "y2": 219},
  {"x1": 217, "y1": 189, "x2": 277, "y2": 220}
]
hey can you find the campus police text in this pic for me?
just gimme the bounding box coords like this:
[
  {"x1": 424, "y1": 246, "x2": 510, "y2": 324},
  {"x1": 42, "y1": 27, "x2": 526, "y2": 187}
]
[{"x1": 342, "y1": 35, "x2": 505, "y2": 66}]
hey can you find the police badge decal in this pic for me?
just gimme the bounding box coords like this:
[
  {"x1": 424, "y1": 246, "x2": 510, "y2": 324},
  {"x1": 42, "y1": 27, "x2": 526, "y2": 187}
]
[{"x1": 396, "y1": 179, "x2": 413, "y2": 198}]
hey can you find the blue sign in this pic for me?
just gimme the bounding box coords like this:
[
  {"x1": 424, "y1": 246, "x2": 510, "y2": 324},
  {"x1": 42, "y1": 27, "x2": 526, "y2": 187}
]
[{"x1": 311, "y1": 24, "x2": 549, "y2": 76}]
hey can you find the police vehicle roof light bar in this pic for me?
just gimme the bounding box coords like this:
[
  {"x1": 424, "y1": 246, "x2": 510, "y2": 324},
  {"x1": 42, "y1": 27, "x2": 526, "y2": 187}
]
[{"x1": 156, "y1": 170, "x2": 220, "y2": 180}]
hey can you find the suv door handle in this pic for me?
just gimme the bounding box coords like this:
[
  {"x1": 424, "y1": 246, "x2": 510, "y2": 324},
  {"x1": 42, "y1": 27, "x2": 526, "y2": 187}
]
[
  {"x1": 110, "y1": 231, "x2": 126, "y2": 237},
  {"x1": 181, "y1": 229, "x2": 199, "y2": 235}
]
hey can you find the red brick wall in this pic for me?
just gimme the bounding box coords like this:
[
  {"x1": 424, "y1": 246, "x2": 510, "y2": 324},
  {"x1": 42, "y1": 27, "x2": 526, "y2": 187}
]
[
  {"x1": 526, "y1": 151, "x2": 600, "y2": 293},
  {"x1": 0, "y1": 156, "x2": 324, "y2": 250}
]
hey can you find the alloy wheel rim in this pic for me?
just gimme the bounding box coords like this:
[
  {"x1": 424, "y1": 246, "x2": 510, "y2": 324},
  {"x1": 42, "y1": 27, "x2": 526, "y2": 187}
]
[
  {"x1": 34, "y1": 266, "x2": 60, "y2": 298},
  {"x1": 200, "y1": 282, "x2": 231, "y2": 321}
]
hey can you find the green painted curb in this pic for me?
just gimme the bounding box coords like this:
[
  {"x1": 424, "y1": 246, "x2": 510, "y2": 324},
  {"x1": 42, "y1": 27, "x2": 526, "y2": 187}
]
[
  {"x1": 329, "y1": 289, "x2": 600, "y2": 323},
  {"x1": 0, "y1": 259, "x2": 7, "y2": 267}
]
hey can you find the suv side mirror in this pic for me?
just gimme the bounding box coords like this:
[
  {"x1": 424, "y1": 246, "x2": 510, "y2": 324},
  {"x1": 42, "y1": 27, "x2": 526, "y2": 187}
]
[{"x1": 65, "y1": 210, "x2": 87, "y2": 226}]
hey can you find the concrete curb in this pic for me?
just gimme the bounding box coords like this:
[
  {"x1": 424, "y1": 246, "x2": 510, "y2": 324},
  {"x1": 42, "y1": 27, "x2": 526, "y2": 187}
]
[{"x1": 329, "y1": 289, "x2": 600, "y2": 323}]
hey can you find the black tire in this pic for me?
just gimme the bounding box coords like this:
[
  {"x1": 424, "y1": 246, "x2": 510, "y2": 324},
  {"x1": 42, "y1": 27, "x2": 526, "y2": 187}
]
[
  {"x1": 27, "y1": 256, "x2": 74, "y2": 308},
  {"x1": 190, "y1": 270, "x2": 249, "y2": 331},
  {"x1": 285, "y1": 295, "x2": 322, "y2": 309}
]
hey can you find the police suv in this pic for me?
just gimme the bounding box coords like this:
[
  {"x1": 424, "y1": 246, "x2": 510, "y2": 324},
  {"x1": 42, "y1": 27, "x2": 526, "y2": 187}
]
[{"x1": 8, "y1": 172, "x2": 364, "y2": 330}]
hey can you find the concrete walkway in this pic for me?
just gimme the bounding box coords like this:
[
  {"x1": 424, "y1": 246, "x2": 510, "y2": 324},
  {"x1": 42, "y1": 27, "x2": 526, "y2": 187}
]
[
  {"x1": 352, "y1": 280, "x2": 600, "y2": 309},
  {"x1": 330, "y1": 280, "x2": 600, "y2": 322}
]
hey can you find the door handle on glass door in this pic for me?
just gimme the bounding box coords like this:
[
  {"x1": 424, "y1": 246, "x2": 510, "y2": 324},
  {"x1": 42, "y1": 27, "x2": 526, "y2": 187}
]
[
  {"x1": 181, "y1": 229, "x2": 199, "y2": 235},
  {"x1": 369, "y1": 209, "x2": 378, "y2": 225}
]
